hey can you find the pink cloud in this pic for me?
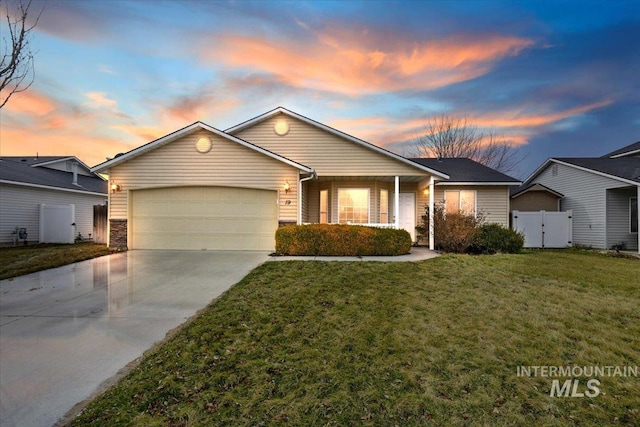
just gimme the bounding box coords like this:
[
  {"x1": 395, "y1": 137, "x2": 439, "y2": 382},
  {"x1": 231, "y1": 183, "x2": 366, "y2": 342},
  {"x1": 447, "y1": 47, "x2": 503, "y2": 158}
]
[{"x1": 199, "y1": 30, "x2": 534, "y2": 95}]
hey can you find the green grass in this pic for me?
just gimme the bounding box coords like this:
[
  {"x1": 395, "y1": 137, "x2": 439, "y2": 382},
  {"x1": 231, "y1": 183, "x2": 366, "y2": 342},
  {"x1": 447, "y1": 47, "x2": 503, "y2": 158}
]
[
  {"x1": 71, "y1": 250, "x2": 639, "y2": 426},
  {"x1": 0, "y1": 242, "x2": 114, "y2": 280}
]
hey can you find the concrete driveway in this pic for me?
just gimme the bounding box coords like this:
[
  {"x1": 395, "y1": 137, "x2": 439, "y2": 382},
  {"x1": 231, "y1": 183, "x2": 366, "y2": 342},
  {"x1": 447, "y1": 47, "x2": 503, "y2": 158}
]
[{"x1": 0, "y1": 250, "x2": 269, "y2": 427}]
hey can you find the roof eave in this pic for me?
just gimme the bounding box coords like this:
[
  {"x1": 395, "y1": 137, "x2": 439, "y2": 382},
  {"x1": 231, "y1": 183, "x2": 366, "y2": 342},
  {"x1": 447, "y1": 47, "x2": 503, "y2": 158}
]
[
  {"x1": 0, "y1": 179, "x2": 108, "y2": 196},
  {"x1": 436, "y1": 181, "x2": 522, "y2": 186}
]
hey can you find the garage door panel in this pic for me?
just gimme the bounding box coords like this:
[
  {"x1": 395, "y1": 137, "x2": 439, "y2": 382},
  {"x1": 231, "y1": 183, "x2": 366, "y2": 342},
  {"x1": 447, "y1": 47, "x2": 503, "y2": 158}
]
[{"x1": 131, "y1": 187, "x2": 277, "y2": 250}]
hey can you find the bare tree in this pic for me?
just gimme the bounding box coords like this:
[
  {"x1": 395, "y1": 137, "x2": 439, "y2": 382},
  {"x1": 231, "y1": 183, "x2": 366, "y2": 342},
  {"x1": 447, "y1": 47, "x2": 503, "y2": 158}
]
[
  {"x1": 1, "y1": 0, "x2": 43, "y2": 109},
  {"x1": 411, "y1": 113, "x2": 523, "y2": 173}
]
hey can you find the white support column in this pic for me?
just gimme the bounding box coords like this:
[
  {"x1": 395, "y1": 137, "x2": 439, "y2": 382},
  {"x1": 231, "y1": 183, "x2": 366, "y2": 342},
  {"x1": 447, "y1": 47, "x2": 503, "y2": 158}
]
[
  {"x1": 394, "y1": 176, "x2": 400, "y2": 230},
  {"x1": 429, "y1": 176, "x2": 435, "y2": 250},
  {"x1": 297, "y1": 179, "x2": 302, "y2": 225},
  {"x1": 637, "y1": 186, "x2": 639, "y2": 254}
]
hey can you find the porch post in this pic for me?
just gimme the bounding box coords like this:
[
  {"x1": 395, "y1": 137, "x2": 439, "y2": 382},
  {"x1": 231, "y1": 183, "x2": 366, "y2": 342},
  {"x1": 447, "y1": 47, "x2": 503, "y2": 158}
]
[
  {"x1": 429, "y1": 176, "x2": 435, "y2": 250},
  {"x1": 298, "y1": 178, "x2": 302, "y2": 225},
  {"x1": 637, "y1": 186, "x2": 639, "y2": 254},
  {"x1": 394, "y1": 176, "x2": 400, "y2": 229}
]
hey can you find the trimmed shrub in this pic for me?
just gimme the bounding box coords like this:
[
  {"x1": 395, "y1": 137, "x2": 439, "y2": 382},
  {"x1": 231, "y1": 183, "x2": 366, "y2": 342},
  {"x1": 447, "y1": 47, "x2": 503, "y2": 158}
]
[
  {"x1": 275, "y1": 224, "x2": 412, "y2": 256},
  {"x1": 417, "y1": 204, "x2": 483, "y2": 253},
  {"x1": 472, "y1": 223, "x2": 524, "y2": 254}
]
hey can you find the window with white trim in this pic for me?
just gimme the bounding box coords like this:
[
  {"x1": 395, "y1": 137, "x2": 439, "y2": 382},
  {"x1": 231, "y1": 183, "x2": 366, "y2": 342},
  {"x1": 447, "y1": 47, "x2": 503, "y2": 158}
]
[
  {"x1": 631, "y1": 197, "x2": 638, "y2": 233},
  {"x1": 338, "y1": 188, "x2": 369, "y2": 224},
  {"x1": 444, "y1": 190, "x2": 476, "y2": 216},
  {"x1": 319, "y1": 190, "x2": 328, "y2": 224},
  {"x1": 380, "y1": 189, "x2": 389, "y2": 223}
]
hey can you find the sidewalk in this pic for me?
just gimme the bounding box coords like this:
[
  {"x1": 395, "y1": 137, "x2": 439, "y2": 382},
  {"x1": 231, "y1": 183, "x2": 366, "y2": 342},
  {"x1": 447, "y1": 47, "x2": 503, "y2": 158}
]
[{"x1": 268, "y1": 246, "x2": 439, "y2": 262}]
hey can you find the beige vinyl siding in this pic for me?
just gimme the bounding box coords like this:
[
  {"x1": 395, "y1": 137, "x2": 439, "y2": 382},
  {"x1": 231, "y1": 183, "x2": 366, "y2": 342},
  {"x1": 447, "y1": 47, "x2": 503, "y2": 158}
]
[
  {"x1": 534, "y1": 163, "x2": 624, "y2": 248},
  {"x1": 511, "y1": 191, "x2": 560, "y2": 211},
  {"x1": 108, "y1": 129, "x2": 300, "y2": 223},
  {"x1": 0, "y1": 183, "x2": 107, "y2": 243},
  {"x1": 430, "y1": 185, "x2": 510, "y2": 227},
  {"x1": 606, "y1": 187, "x2": 638, "y2": 250},
  {"x1": 232, "y1": 113, "x2": 429, "y2": 177}
]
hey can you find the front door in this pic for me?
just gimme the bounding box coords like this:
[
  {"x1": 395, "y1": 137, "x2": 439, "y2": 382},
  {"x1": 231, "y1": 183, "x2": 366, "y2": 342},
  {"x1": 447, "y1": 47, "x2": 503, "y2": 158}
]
[{"x1": 399, "y1": 193, "x2": 416, "y2": 242}]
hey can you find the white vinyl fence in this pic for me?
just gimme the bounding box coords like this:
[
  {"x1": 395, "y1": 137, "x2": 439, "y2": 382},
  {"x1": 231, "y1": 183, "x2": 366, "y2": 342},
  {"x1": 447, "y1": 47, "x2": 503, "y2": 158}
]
[{"x1": 512, "y1": 210, "x2": 573, "y2": 248}]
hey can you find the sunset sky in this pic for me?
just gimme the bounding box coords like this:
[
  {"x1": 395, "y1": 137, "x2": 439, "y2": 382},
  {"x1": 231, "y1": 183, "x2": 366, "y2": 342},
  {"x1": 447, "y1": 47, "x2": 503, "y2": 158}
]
[{"x1": 1, "y1": 0, "x2": 639, "y2": 178}]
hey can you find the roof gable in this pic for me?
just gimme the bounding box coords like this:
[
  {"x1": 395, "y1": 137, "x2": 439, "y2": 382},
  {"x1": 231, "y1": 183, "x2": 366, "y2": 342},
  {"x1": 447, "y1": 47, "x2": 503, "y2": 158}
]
[
  {"x1": 91, "y1": 121, "x2": 314, "y2": 174},
  {"x1": 226, "y1": 107, "x2": 449, "y2": 179},
  {"x1": 409, "y1": 158, "x2": 521, "y2": 185},
  {"x1": 511, "y1": 182, "x2": 564, "y2": 198},
  {"x1": 525, "y1": 157, "x2": 640, "y2": 187}
]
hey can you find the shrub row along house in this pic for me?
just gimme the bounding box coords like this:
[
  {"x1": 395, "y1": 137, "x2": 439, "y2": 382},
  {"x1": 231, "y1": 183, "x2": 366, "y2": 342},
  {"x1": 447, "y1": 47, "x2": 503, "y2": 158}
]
[{"x1": 91, "y1": 107, "x2": 521, "y2": 251}]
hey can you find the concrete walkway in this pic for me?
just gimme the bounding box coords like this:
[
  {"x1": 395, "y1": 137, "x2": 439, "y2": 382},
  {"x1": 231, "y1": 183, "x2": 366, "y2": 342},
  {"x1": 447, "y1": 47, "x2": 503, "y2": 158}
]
[
  {"x1": 268, "y1": 246, "x2": 440, "y2": 262},
  {"x1": 0, "y1": 250, "x2": 270, "y2": 427}
]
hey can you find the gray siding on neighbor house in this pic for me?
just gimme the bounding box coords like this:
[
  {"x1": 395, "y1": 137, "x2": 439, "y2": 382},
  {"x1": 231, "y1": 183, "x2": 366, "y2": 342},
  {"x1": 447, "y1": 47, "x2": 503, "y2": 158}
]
[
  {"x1": 0, "y1": 183, "x2": 107, "y2": 243},
  {"x1": 606, "y1": 187, "x2": 638, "y2": 251},
  {"x1": 533, "y1": 163, "x2": 628, "y2": 249}
]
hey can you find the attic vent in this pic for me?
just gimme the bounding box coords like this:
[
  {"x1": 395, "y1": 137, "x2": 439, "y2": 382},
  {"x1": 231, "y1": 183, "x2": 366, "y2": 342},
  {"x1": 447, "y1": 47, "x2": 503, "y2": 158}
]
[
  {"x1": 195, "y1": 137, "x2": 212, "y2": 154},
  {"x1": 551, "y1": 164, "x2": 558, "y2": 176}
]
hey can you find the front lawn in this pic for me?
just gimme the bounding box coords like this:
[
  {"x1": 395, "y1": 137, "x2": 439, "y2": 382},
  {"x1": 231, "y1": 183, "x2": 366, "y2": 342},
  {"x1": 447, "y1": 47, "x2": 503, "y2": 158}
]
[
  {"x1": 71, "y1": 250, "x2": 639, "y2": 426},
  {"x1": 0, "y1": 242, "x2": 114, "y2": 280}
]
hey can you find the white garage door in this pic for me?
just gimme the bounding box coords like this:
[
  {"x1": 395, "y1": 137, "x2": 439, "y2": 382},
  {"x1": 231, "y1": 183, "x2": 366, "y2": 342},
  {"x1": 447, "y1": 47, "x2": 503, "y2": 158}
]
[{"x1": 131, "y1": 187, "x2": 277, "y2": 250}]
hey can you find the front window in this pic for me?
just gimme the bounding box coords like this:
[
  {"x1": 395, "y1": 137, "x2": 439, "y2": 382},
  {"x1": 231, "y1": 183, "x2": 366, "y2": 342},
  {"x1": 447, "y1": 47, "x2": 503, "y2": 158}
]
[
  {"x1": 445, "y1": 190, "x2": 476, "y2": 216},
  {"x1": 319, "y1": 190, "x2": 328, "y2": 224},
  {"x1": 338, "y1": 188, "x2": 369, "y2": 224},
  {"x1": 631, "y1": 197, "x2": 638, "y2": 233},
  {"x1": 380, "y1": 189, "x2": 389, "y2": 223}
]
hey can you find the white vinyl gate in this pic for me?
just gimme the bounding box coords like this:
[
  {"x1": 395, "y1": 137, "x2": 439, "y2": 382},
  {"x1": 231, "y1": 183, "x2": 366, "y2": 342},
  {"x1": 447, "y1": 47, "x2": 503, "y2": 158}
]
[
  {"x1": 512, "y1": 210, "x2": 572, "y2": 248},
  {"x1": 40, "y1": 204, "x2": 75, "y2": 244}
]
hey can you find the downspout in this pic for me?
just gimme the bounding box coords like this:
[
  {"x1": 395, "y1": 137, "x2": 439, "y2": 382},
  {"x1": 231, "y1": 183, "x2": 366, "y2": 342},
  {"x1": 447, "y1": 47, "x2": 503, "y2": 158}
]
[
  {"x1": 298, "y1": 172, "x2": 316, "y2": 225},
  {"x1": 637, "y1": 186, "x2": 639, "y2": 254}
]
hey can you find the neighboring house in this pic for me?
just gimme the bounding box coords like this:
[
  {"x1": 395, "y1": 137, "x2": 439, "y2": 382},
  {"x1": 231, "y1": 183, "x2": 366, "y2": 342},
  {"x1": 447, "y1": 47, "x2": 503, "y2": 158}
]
[
  {"x1": 521, "y1": 141, "x2": 640, "y2": 252},
  {"x1": 91, "y1": 107, "x2": 518, "y2": 251},
  {"x1": 409, "y1": 158, "x2": 521, "y2": 227},
  {"x1": 0, "y1": 156, "x2": 108, "y2": 244},
  {"x1": 510, "y1": 183, "x2": 563, "y2": 212}
]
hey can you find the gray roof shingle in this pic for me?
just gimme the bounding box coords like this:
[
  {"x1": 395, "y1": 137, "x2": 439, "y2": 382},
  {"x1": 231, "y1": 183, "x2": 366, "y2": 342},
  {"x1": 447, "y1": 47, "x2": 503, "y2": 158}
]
[
  {"x1": 601, "y1": 141, "x2": 640, "y2": 158},
  {"x1": 0, "y1": 157, "x2": 108, "y2": 193},
  {"x1": 554, "y1": 157, "x2": 640, "y2": 184},
  {"x1": 408, "y1": 158, "x2": 521, "y2": 184}
]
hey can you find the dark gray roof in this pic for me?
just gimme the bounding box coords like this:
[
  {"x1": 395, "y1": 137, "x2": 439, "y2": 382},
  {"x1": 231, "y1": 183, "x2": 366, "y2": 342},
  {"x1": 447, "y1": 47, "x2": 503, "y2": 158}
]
[
  {"x1": 408, "y1": 158, "x2": 521, "y2": 184},
  {"x1": 0, "y1": 156, "x2": 107, "y2": 193},
  {"x1": 601, "y1": 141, "x2": 640, "y2": 158},
  {"x1": 555, "y1": 157, "x2": 640, "y2": 184}
]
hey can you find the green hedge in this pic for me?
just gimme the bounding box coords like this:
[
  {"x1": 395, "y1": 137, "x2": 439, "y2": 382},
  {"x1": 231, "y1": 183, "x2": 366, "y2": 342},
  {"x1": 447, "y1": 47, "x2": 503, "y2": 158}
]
[
  {"x1": 275, "y1": 224, "x2": 412, "y2": 256},
  {"x1": 470, "y1": 223, "x2": 524, "y2": 254}
]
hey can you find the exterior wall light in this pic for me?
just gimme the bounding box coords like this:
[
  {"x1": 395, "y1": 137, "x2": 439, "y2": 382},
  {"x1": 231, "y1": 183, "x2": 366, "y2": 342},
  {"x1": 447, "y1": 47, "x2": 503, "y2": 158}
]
[
  {"x1": 283, "y1": 180, "x2": 290, "y2": 193},
  {"x1": 423, "y1": 188, "x2": 429, "y2": 196},
  {"x1": 111, "y1": 181, "x2": 121, "y2": 193}
]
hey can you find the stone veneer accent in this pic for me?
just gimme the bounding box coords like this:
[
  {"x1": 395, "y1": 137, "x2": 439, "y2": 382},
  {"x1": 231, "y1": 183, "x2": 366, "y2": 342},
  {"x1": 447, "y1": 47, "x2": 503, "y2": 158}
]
[{"x1": 109, "y1": 219, "x2": 128, "y2": 249}]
